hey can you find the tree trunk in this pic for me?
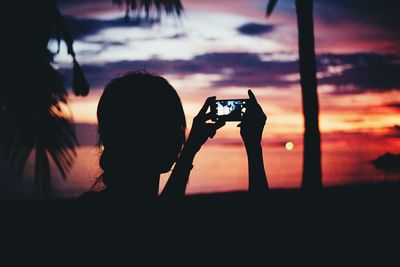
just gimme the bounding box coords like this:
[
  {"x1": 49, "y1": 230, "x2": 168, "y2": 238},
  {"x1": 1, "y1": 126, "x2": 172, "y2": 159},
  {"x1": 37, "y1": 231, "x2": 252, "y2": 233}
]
[{"x1": 295, "y1": 0, "x2": 322, "y2": 189}]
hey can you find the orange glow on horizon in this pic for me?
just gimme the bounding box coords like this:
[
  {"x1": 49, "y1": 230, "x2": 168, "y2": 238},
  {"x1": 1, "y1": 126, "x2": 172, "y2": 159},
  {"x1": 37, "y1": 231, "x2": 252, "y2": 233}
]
[{"x1": 67, "y1": 83, "x2": 399, "y2": 143}]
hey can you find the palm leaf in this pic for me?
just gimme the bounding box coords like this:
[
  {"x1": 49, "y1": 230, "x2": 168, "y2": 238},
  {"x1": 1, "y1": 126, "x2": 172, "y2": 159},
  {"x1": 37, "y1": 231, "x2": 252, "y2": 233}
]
[
  {"x1": 112, "y1": 0, "x2": 183, "y2": 18},
  {"x1": 0, "y1": 0, "x2": 79, "y2": 197},
  {"x1": 0, "y1": 55, "x2": 78, "y2": 196},
  {"x1": 266, "y1": 0, "x2": 279, "y2": 17},
  {"x1": 50, "y1": 0, "x2": 90, "y2": 96}
]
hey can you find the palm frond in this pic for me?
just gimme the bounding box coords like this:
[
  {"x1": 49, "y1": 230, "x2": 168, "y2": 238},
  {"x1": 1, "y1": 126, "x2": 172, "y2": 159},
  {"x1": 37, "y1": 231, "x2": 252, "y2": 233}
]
[
  {"x1": 112, "y1": 0, "x2": 183, "y2": 18},
  {"x1": 0, "y1": 108, "x2": 35, "y2": 180},
  {"x1": 72, "y1": 59, "x2": 90, "y2": 97},
  {"x1": 34, "y1": 147, "x2": 51, "y2": 196},
  {"x1": 0, "y1": 0, "x2": 80, "y2": 197},
  {"x1": 50, "y1": 0, "x2": 90, "y2": 96},
  {"x1": 266, "y1": 0, "x2": 279, "y2": 17},
  {"x1": 0, "y1": 56, "x2": 78, "y2": 196}
]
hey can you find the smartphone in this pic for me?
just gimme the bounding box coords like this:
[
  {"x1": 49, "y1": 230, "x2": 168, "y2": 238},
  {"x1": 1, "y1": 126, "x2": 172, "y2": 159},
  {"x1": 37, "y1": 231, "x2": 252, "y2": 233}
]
[{"x1": 211, "y1": 99, "x2": 248, "y2": 121}]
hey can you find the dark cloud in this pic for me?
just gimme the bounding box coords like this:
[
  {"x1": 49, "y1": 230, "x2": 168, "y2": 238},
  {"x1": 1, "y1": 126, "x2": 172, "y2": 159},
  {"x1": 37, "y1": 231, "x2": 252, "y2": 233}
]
[
  {"x1": 60, "y1": 52, "x2": 400, "y2": 93},
  {"x1": 386, "y1": 102, "x2": 400, "y2": 109},
  {"x1": 318, "y1": 54, "x2": 400, "y2": 93},
  {"x1": 316, "y1": 0, "x2": 400, "y2": 30},
  {"x1": 59, "y1": 52, "x2": 298, "y2": 89},
  {"x1": 314, "y1": 0, "x2": 400, "y2": 51},
  {"x1": 237, "y1": 23, "x2": 275, "y2": 36},
  {"x1": 63, "y1": 15, "x2": 160, "y2": 39},
  {"x1": 317, "y1": 53, "x2": 399, "y2": 67},
  {"x1": 56, "y1": 0, "x2": 109, "y2": 11},
  {"x1": 384, "y1": 125, "x2": 400, "y2": 138},
  {"x1": 320, "y1": 64, "x2": 400, "y2": 94}
]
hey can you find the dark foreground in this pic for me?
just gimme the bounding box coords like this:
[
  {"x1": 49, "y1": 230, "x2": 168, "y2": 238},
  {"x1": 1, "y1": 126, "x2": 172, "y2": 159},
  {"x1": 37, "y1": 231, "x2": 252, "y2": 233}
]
[{"x1": 1, "y1": 182, "x2": 400, "y2": 265}]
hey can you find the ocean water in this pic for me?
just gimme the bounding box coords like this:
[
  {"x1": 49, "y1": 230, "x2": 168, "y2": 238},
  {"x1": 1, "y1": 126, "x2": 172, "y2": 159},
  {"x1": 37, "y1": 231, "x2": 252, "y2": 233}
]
[{"x1": 1, "y1": 137, "x2": 399, "y2": 199}]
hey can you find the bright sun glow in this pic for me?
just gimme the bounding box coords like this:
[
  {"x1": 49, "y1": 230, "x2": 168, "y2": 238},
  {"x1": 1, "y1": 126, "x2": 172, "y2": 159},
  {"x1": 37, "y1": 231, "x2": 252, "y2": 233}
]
[{"x1": 285, "y1": 141, "x2": 294, "y2": 151}]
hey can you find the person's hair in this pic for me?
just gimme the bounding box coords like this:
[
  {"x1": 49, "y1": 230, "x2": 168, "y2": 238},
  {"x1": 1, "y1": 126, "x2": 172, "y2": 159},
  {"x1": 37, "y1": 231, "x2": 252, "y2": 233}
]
[{"x1": 96, "y1": 71, "x2": 186, "y2": 188}]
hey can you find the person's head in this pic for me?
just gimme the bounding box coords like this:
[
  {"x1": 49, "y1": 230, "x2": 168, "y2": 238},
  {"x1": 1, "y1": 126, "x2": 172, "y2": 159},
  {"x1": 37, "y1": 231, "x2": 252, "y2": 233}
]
[{"x1": 97, "y1": 71, "x2": 186, "y2": 188}]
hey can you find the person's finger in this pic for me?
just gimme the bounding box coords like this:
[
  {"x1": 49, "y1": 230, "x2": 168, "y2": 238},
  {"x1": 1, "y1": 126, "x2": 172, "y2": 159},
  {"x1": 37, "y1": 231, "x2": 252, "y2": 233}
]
[
  {"x1": 204, "y1": 121, "x2": 225, "y2": 138},
  {"x1": 198, "y1": 96, "x2": 216, "y2": 116},
  {"x1": 214, "y1": 120, "x2": 226, "y2": 130},
  {"x1": 248, "y1": 89, "x2": 257, "y2": 103},
  {"x1": 204, "y1": 124, "x2": 217, "y2": 138},
  {"x1": 201, "y1": 112, "x2": 213, "y2": 122},
  {"x1": 209, "y1": 128, "x2": 217, "y2": 138},
  {"x1": 246, "y1": 92, "x2": 265, "y2": 117}
]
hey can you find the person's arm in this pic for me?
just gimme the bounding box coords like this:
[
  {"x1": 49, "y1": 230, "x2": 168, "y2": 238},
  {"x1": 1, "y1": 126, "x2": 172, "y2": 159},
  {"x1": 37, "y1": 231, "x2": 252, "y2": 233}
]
[
  {"x1": 160, "y1": 97, "x2": 225, "y2": 198},
  {"x1": 159, "y1": 143, "x2": 196, "y2": 199},
  {"x1": 239, "y1": 90, "x2": 269, "y2": 192},
  {"x1": 245, "y1": 142, "x2": 268, "y2": 192}
]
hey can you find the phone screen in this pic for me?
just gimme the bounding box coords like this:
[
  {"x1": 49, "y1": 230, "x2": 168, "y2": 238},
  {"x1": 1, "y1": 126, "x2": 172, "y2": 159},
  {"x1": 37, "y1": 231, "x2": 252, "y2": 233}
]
[{"x1": 212, "y1": 99, "x2": 247, "y2": 121}]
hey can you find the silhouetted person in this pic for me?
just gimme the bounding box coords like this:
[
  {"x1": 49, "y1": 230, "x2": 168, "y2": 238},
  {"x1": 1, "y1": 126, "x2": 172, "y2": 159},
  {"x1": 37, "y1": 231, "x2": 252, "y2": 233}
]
[
  {"x1": 78, "y1": 71, "x2": 223, "y2": 203},
  {"x1": 79, "y1": 71, "x2": 268, "y2": 203}
]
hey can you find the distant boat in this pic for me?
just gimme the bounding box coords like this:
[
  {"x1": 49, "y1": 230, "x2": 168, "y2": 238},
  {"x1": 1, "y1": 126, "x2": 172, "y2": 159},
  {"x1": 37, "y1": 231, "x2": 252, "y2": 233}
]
[{"x1": 372, "y1": 153, "x2": 400, "y2": 172}]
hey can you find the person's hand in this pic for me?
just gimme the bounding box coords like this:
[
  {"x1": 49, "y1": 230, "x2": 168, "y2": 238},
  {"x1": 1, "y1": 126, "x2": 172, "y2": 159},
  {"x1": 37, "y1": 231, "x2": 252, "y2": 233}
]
[
  {"x1": 186, "y1": 97, "x2": 225, "y2": 154},
  {"x1": 239, "y1": 90, "x2": 267, "y2": 149}
]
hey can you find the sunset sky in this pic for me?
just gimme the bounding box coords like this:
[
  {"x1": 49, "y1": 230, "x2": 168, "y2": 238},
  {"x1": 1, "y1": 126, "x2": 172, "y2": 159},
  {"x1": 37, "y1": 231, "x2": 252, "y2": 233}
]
[
  {"x1": 1, "y1": 0, "x2": 400, "y2": 200},
  {"x1": 25, "y1": 0, "x2": 397, "y2": 196},
  {"x1": 52, "y1": 0, "x2": 400, "y2": 146}
]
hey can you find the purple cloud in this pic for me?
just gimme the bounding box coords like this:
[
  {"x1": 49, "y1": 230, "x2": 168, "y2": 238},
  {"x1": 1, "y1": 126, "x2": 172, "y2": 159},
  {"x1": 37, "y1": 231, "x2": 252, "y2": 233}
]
[
  {"x1": 237, "y1": 23, "x2": 275, "y2": 36},
  {"x1": 63, "y1": 15, "x2": 160, "y2": 40},
  {"x1": 59, "y1": 52, "x2": 400, "y2": 93}
]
